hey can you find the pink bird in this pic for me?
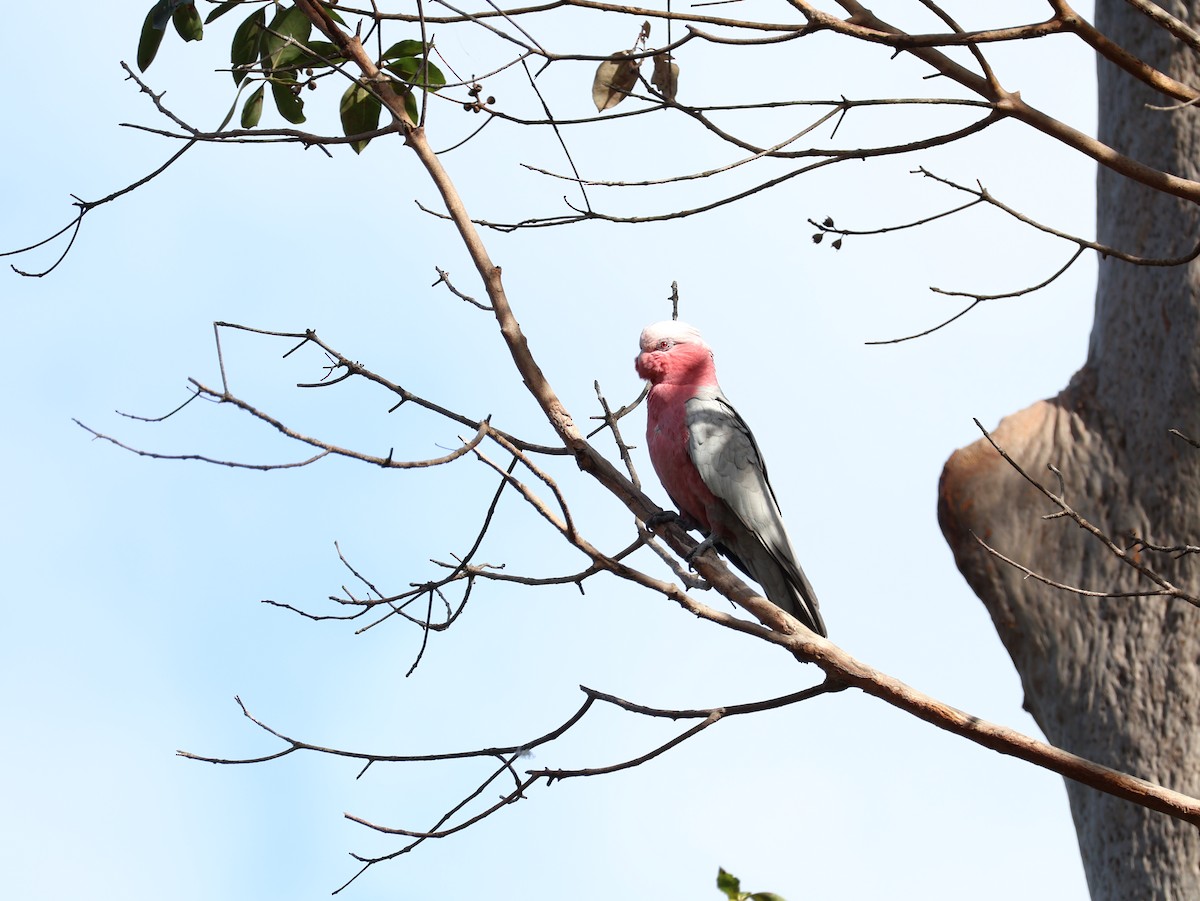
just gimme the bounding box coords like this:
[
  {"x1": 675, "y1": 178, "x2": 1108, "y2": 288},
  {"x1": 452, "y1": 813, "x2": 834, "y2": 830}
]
[{"x1": 635, "y1": 320, "x2": 827, "y2": 636}]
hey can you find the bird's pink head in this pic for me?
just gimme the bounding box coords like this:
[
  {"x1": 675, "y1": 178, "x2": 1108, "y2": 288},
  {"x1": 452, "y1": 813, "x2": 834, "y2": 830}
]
[{"x1": 635, "y1": 320, "x2": 718, "y2": 385}]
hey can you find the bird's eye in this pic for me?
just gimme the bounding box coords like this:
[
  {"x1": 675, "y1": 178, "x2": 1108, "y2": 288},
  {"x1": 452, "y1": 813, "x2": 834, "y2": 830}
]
[{"x1": 657, "y1": 339, "x2": 672, "y2": 351}]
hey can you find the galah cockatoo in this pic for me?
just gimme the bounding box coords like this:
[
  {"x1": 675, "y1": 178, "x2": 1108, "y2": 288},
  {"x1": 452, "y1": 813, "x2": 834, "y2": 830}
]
[{"x1": 635, "y1": 320, "x2": 827, "y2": 636}]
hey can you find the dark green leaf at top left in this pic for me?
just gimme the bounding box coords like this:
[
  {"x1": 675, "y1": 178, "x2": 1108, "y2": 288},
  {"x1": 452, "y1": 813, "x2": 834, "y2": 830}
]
[
  {"x1": 152, "y1": 0, "x2": 192, "y2": 29},
  {"x1": 137, "y1": 3, "x2": 168, "y2": 71},
  {"x1": 172, "y1": 3, "x2": 203, "y2": 42},
  {"x1": 230, "y1": 7, "x2": 266, "y2": 85}
]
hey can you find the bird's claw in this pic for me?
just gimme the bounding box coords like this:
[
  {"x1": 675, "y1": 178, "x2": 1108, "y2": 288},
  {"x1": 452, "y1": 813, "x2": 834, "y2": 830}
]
[
  {"x1": 684, "y1": 536, "x2": 717, "y2": 567},
  {"x1": 644, "y1": 509, "x2": 680, "y2": 530}
]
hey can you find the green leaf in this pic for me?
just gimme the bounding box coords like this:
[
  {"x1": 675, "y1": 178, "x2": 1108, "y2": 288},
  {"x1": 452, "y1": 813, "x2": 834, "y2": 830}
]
[
  {"x1": 290, "y1": 40, "x2": 345, "y2": 69},
  {"x1": 403, "y1": 89, "x2": 419, "y2": 125},
  {"x1": 322, "y1": 2, "x2": 346, "y2": 25},
  {"x1": 418, "y1": 60, "x2": 446, "y2": 90},
  {"x1": 172, "y1": 3, "x2": 203, "y2": 42},
  {"x1": 263, "y1": 5, "x2": 313, "y2": 71},
  {"x1": 340, "y1": 83, "x2": 382, "y2": 154},
  {"x1": 270, "y1": 76, "x2": 306, "y2": 123},
  {"x1": 268, "y1": 78, "x2": 306, "y2": 124},
  {"x1": 230, "y1": 7, "x2": 266, "y2": 85},
  {"x1": 386, "y1": 57, "x2": 419, "y2": 80},
  {"x1": 380, "y1": 40, "x2": 425, "y2": 60},
  {"x1": 748, "y1": 894, "x2": 787, "y2": 901},
  {"x1": 152, "y1": 0, "x2": 192, "y2": 29},
  {"x1": 241, "y1": 85, "x2": 265, "y2": 127},
  {"x1": 386, "y1": 58, "x2": 445, "y2": 91},
  {"x1": 204, "y1": 0, "x2": 241, "y2": 24},
  {"x1": 273, "y1": 42, "x2": 307, "y2": 70},
  {"x1": 137, "y1": 3, "x2": 168, "y2": 72},
  {"x1": 717, "y1": 869, "x2": 745, "y2": 901}
]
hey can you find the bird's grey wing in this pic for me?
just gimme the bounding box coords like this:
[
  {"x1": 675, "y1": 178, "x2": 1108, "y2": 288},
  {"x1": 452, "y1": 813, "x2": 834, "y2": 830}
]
[
  {"x1": 685, "y1": 389, "x2": 781, "y2": 522},
  {"x1": 685, "y1": 390, "x2": 826, "y2": 635}
]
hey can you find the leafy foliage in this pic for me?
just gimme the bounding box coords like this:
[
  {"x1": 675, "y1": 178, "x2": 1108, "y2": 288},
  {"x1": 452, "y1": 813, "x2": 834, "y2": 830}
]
[
  {"x1": 717, "y1": 868, "x2": 787, "y2": 901},
  {"x1": 137, "y1": 1, "x2": 200, "y2": 70},
  {"x1": 331, "y1": 38, "x2": 446, "y2": 149},
  {"x1": 137, "y1": 1, "x2": 443, "y2": 144}
]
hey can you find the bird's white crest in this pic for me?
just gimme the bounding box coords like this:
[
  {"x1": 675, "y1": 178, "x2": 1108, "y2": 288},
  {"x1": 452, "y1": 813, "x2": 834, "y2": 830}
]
[{"x1": 639, "y1": 320, "x2": 707, "y2": 353}]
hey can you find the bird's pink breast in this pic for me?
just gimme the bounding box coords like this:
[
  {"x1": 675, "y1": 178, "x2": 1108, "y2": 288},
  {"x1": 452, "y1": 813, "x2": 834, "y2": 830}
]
[{"x1": 646, "y1": 383, "x2": 718, "y2": 533}]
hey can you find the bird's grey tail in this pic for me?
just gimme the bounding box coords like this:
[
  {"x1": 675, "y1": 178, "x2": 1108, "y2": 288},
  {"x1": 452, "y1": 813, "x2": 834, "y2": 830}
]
[
  {"x1": 721, "y1": 542, "x2": 827, "y2": 637},
  {"x1": 782, "y1": 562, "x2": 826, "y2": 637}
]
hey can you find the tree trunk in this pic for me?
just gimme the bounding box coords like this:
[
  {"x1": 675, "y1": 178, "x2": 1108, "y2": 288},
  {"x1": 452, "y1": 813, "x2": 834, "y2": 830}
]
[{"x1": 938, "y1": 2, "x2": 1200, "y2": 898}]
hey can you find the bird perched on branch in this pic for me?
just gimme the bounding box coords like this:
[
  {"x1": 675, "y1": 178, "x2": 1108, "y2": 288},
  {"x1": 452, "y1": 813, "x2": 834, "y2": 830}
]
[{"x1": 635, "y1": 320, "x2": 827, "y2": 636}]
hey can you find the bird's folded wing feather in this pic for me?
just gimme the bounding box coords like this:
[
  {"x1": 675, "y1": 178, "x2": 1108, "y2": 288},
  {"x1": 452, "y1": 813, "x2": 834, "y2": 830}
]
[
  {"x1": 684, "y1": 391, "x2": 810, "y2": 588},
  {"x1": 686, "y1": 391, "x2": 781, "y2": 519}
]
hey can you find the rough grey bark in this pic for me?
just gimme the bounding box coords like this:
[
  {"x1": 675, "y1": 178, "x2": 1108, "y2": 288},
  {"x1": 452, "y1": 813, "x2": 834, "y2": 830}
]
[{"x1": 939, "y1": 2, "x2": 1200, "y2": 899}]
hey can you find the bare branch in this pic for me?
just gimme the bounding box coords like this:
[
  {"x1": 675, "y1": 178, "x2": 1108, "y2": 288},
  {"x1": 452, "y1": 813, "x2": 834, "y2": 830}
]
[
  {"x1": 587, "y1": 381, "x2": 646, "y2": 486},
  {"x1": 973, "y1": 419, "x2": 1200, "y2": 607},
  {"x1": 434, "y1": 112, "x2": 1005, "y2": 230},
  {"x1": 1121, "y1": 0, "x2": 1200, "y2": 54},
  {"x1": 864, "y1": 299, "x2": 981, "y2": 347},
  {"x1": 212, "y1": 322, "x2": 568, "y2": 456},
  {"x1": 914, "y1": 168, "x2": 1200, "y2": 266},
  {"x1": 433, "y1": 266, "x2": 492, "y2": 309},
  {"x1": 1170, "y1": 428, "x2": 1200, "y2": 449},
  {"x1": 182, "y1": 643, "x2": 1200, "y2": 891},
  {"x1": 1052, "y1": 0, "x2": 1200, "y2": 102},
  {"x1": 115, "y1": 388, "x2": 206, "y2": 423},
  {"x1": 928, "y1": 247, "x2": 1087, "y2": 302},
  {"x1": 531, "y1": 679, "x2": 846, "y2": 780},
  {"x1": 74, "y1": 419, "x2": 335, "y2": 471},
  {"x1": 971, "y1": 530, "x2": 1181, "y2": 599}
]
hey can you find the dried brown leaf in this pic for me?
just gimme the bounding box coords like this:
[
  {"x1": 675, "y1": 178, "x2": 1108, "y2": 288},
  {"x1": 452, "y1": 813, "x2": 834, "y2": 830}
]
[
  {"x1": 651, "y1": 53, "x2": 679, "y2": 103},
  {"x1": 592, "y1": 51, "x2": 641, "y2": 112}
]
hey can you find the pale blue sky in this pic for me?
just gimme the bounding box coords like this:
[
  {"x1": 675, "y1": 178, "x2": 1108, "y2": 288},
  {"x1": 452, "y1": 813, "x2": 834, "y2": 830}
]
[{"x1": 3, "y1": 2, "x2": 1098, "y2": 899}]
